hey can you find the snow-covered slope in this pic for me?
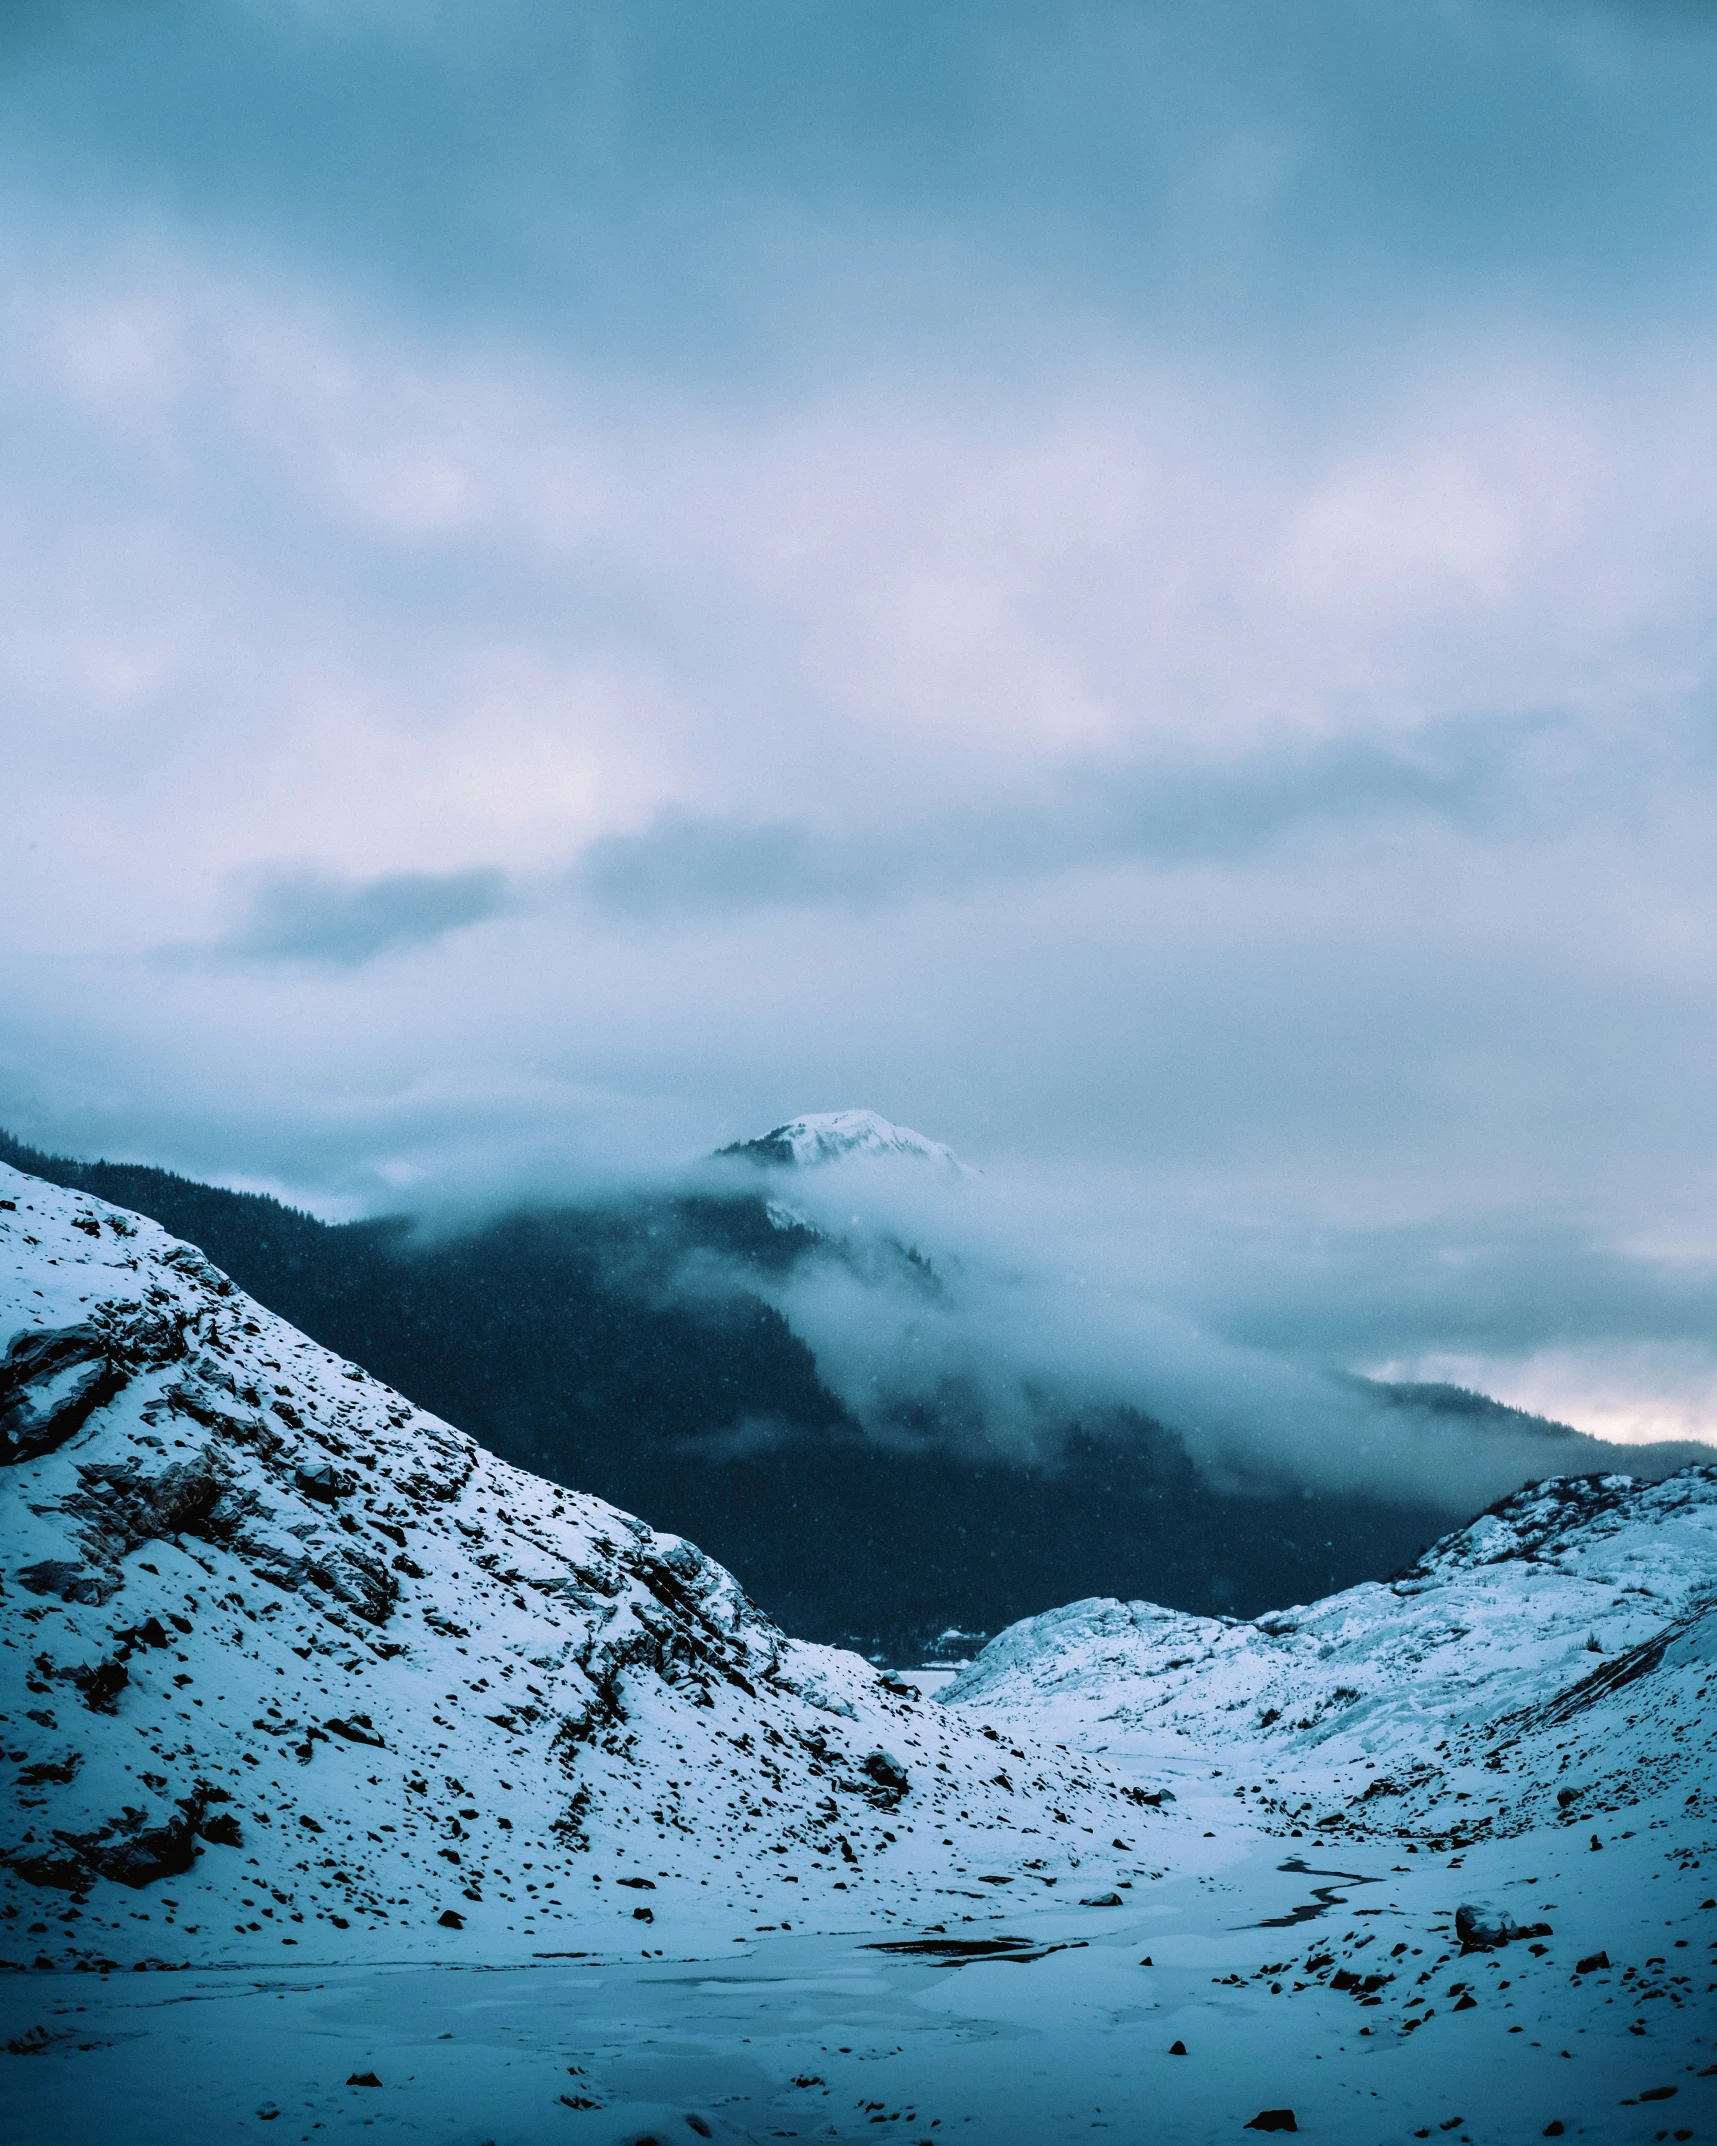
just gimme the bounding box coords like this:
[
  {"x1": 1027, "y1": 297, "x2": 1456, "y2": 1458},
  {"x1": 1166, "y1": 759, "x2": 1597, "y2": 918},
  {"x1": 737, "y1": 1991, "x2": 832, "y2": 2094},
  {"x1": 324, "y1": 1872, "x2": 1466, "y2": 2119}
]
[
  {"x1": 0, "y1": 1163, "x2": 1155, "y2": 1973},
  {"x1": 944, "y1": 1468, "x2": 1717, "y2": 1846},
  {"x1": 6, "y1": 1162, "x2": 1716, "y2": 2141},
  {"x1": 718, "y1": 1109, "x2": 965, "y2": 1171}
]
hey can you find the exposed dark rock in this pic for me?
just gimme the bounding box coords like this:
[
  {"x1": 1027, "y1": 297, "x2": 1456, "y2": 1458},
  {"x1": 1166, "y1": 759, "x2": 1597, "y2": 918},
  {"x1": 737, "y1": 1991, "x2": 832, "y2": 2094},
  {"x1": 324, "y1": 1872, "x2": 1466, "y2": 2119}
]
[
  {"x1": 295, "y1": 1461, "x2": 345, "y2": 1504},
  {"x1": 301, "y1": 1538, "x2": 397, "y2": 1627},
  {"x1": 860, "y1": 1747, "x2": 909, "y2": 1801},
  {"x1": 437, "y1": 1908, "x2": 464, "y2": 1928},
  {"x1": 346, "y1": 2072, "x2": 382, "y2": 2087},
  {"x1": 1575, "y1": 1951, "x2": 1609, "y2": 1974},
  {"x1": 1169, "y1": 2040, "x2": 1187, "y2": 2055},
  {"x1": 2, "y1": 1784, "x2": 232, "y2": 1893},
  {"x1": 1456, "y1": 1904, "x2": 1552, "y2": 1953},
  {"x1": 15, "y1": 1755, "x2": 81, "y2": 1788},
  {"x1": 5, "y1": 2024, "x2": 63, "y2": 2055},
  {"x1": 90, "y1": 1811, "x2": 200, "y2": 1889},
  {"x1": 0, "y1": 1324, "x2": 126, "y2": 1465},
  {"x1": 1245, "y1": 2115, "x2": 1297, "y2": 2134},
  {"x1": 3, "y1": 1850, "x2": 86, "y2": 1891},
  {"x1": 324, "y1": 1715, "x2": 385, "y2": 1748},
  {"x1": 29, "y1": 1653, "x2": 131, "y2": 1714},
  {"x1": 17, "y1": 1562, "x2": 103, "y2": 1604},
  {"x1": 115, "y1": 1617, "x2": 171, "y2": 1652},
  {"x1": 51, "y1": 1452, "x2": 228, "y2": 1603}
]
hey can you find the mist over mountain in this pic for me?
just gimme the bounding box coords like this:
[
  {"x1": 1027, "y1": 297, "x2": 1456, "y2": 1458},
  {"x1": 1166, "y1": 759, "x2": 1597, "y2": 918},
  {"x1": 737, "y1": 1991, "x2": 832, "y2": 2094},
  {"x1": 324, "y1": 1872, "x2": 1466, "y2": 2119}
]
[{"x1": 4, "y1": 1116, "x2": 1697, "y2": 1661}]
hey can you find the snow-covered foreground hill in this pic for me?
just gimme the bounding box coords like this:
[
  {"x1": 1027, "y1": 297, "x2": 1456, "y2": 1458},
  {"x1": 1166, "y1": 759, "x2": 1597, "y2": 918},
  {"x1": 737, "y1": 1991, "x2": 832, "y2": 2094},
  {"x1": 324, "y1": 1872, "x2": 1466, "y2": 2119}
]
[
  {"x1": 943, "y1": 1467, "x2": 1717, "y2": 1833},
  {"x1": 4, "y1": 1160, "x2": 1715, "y2": 2143},
  {"x1": 0, "y1": 1162, "x2": 1149, "y2": 1971}
]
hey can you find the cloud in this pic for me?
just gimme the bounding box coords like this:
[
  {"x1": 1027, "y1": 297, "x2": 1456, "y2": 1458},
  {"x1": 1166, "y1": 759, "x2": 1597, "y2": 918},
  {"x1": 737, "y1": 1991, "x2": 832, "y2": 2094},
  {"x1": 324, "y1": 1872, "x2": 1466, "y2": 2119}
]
[
  {"x1": 576, "y1": 722, "x2": 1524, "y2": 919},
  {"x1": 2, "y1": 0, "x2": 1717, "y2": 1483},
  {"x1": 222, "y1": 867, "x2": 513, "y2": 968},
  {"x1": 696, "y1": 1153, "x2": 1714, "y2": 1515}
]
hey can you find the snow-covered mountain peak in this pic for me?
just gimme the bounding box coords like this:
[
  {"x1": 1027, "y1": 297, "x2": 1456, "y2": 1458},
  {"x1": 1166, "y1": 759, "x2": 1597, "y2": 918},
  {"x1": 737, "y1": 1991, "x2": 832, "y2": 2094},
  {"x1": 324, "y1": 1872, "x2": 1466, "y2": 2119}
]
[{"x1": 717, "y1": 1108, "x2": 964, "y2": 1171}]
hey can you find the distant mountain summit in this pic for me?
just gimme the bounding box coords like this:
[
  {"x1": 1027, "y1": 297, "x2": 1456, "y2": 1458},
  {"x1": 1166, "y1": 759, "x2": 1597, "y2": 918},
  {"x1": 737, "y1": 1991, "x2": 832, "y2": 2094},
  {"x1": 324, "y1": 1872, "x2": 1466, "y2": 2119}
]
[{"x1": 717, "y1": 1107, "x2": 965, "y2": 1171}]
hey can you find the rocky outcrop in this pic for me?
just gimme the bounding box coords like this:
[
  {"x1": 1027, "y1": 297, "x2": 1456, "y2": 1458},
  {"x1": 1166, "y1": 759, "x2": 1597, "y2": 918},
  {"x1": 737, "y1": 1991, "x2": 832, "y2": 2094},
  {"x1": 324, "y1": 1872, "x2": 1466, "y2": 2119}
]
[{"x1": 0, "y1": 1324, "x2": 127, "y2": 1465}]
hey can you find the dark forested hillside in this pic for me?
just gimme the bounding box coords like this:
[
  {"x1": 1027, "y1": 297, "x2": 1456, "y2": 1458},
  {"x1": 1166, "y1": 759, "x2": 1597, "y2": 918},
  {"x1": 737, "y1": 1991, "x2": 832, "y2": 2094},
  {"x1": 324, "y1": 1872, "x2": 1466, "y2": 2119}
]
[{"x1": 2, "y1": 1126, "x2": 1467, "y2": 1656}]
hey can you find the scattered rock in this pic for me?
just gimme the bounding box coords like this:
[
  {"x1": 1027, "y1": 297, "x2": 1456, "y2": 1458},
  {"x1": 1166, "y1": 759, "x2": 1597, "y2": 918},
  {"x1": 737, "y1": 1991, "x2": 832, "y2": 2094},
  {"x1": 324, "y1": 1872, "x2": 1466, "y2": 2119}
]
[
  {"x1": 115, "y1": 1616, "x2": 171, "y2": 1652},
  {"x1": 1455, "y1": 1905, "x2": 1552, "y2": 1953},
  {"x1": 323, "y1": 1715, "x2": 385, "y2": 1748},
  {"x1": 346, "y1": 2071, "x2": 382, "y2": 2088},
  {"x1": 1080, "y1": 1892, "x2": 1124, "y2": 1907},
  {"x1": 15, "y1": 1754, "x2": 81, "y2": 1788},
  {"x1": 437, "y1": 1908, "x2": 464, "y2": 1929},
  {"x1": 1245, "y1": 2114, "x2": 1298, "y2": 2135},
  {"x1": 2, "y1": 1787, "x2": 227, "y2": 1892},
  {"x1": 861, "y1": 1748, "x2": 909, "y2": 1799},
  {"x1": 5, "y1": 2024, "x2": 60, "y2": 2056},
  {"x1": 1574, "y1": 1951, "x2": 1609, "y2": 1975},
  {"x1": 295, "y1": 1461, "x2": 345, "y2": 1505}
]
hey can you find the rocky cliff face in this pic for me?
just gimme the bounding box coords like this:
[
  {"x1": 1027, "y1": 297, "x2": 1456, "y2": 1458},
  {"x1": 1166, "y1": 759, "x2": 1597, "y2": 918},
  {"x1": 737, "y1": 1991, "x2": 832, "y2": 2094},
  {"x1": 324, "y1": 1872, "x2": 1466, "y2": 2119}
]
[{"x1": 0, "y1": 1164, "x2": 1155, "y2": 1970}]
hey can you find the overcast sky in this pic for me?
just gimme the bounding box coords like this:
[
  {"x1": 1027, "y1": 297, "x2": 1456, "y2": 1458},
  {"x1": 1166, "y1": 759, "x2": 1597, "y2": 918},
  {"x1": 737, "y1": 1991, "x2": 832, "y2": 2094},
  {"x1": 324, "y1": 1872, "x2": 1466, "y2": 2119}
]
[{"x1": 4, "y1": 0, "x2": 1717, "y2": 1446}]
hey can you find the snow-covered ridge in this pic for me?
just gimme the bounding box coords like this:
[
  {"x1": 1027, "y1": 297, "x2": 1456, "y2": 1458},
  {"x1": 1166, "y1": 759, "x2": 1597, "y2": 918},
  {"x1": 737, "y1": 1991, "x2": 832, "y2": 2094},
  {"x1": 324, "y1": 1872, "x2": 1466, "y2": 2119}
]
[
  {"x1": 943, "y1": 1466, "x2": 1717, "y2": 1845},
  {"x1": 0, "y1": 1163, "x2": 1152, "y2": 1971},
  {"x1": 717, "y1": 1108, "x2": 965, "y2": 1171}
]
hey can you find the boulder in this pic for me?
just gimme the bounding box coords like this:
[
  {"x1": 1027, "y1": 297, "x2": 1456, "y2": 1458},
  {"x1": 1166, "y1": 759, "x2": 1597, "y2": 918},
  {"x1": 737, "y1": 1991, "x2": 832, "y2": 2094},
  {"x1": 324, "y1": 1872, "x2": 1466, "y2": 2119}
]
[{"x1": 1456, "y1": 1904, "x2": 1552, "y2": 1953}]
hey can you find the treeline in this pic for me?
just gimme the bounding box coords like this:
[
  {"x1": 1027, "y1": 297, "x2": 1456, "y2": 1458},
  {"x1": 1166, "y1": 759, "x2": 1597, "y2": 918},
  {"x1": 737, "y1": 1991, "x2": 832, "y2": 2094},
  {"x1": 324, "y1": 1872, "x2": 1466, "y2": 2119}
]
[{"x1": 1, "y1": 1127, "x2": 1447, "y2": 1656}]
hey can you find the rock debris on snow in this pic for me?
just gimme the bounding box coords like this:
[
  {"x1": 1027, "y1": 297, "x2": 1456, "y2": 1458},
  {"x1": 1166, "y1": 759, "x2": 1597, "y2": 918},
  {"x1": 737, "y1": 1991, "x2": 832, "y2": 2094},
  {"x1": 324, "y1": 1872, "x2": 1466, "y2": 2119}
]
[{"x1": 0, "y1": 1162, "x2": 1154, "y2": 1968}]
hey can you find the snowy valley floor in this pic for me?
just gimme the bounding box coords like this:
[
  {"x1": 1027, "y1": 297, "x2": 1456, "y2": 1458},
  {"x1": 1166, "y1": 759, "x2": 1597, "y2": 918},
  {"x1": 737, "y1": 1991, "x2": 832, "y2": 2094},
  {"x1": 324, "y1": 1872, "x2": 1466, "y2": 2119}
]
[
  {"x1": 5, "y1": 1167, "x2": 1715, "y2": 2143},
  {"x1": 5, "y1": 1762, "x2": 1713, "y2": 2146}
]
